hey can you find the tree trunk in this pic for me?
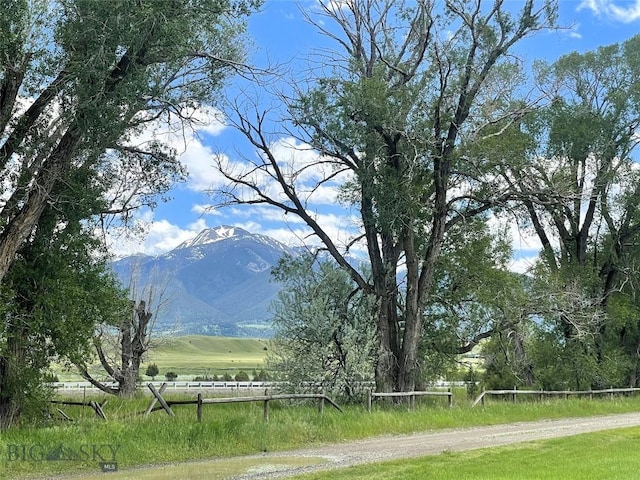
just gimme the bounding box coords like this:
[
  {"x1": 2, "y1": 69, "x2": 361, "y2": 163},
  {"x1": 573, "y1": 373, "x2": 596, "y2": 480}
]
[
  {"x1": 0, "y1": 324, "x2": 27, "y2": 429},
  {"x1": 0, "y1": 355, "x2": 19, "y2": 429}
]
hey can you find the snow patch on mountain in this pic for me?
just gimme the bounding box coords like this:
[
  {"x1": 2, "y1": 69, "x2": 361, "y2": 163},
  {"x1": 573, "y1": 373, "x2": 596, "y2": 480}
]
[{"x1": 175, "y1": 225, "x2": 251, "y2": 250}]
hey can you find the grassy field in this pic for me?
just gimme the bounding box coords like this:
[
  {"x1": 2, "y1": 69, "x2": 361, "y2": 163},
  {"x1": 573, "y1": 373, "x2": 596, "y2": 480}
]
[
  {"x1": 143, "y1": 335, "x2": 270, "y2": 377},
  {"x1": 292, "y1": 426, "x2": 640, "y2": 480},
  {"x1": 54, "y1": 335, "x2": 270, "y2": 381},
  {"x1": 4, "y1": 393, "x2": 640, "y2": 479}
]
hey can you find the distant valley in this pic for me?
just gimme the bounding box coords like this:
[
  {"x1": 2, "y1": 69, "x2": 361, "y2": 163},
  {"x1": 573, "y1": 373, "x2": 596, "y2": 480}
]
[{"x1": 111, "y1": 226, "x2": 300, "y2": 337}]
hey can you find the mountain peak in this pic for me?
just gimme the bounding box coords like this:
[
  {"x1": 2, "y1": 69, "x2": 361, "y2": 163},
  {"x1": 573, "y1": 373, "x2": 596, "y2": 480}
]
[{"x1": 175, "y1": 225, "x2": 251, "y2": 250}]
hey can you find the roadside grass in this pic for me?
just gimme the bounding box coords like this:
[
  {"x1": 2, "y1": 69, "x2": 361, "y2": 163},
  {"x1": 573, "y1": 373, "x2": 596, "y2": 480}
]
[
  {"x1": 3, "y1": 392, "x2": 640, "y2": 479},
  {"x1": 292, "y1": 426, "x2": 640, "y2": 480}
]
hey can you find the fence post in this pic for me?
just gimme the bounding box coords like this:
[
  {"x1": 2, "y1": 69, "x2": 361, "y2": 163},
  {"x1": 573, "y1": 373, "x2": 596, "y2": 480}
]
[
  {"x1": 448, "y1": 387, "x2": 452, "y2": 408},
  {"x1": 367, "y1": 389, "x2": 372, "y2": 413},
  {"x1": 409, "y1": 393, "x2": 415, "y2": 410},
  {"x1": 197, "y1": 393, "x2": 203, "y2": 423},
  {"x1": 144, "y1": 383, "x2": 168, "y2": 418},
  {"x1": 512, "y1": 386, "x2": 517, "y2": 403},
  {"x1": 148, "y1": 383, "x2": 175, "y2": 417},
  {"x1": 318, "y1": 388, "x2": 325, "y2": 415},
  {"x1": 263, "y1": 399, "x2": 269, "y2": 422}
]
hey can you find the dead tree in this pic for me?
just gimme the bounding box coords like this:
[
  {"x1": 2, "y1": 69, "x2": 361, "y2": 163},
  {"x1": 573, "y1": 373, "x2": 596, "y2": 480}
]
[{"x1": 79, "y1": 299, "x2": 154, "y2": 397}]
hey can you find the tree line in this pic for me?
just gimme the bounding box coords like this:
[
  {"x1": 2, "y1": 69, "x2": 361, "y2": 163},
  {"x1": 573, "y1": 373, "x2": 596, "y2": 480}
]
[
  {"x1": 221, "y1": 1, "x2": 640, "y2": 399},
  {"x1": 1, "y1": 0, "x2": 640, "y2": 428}
]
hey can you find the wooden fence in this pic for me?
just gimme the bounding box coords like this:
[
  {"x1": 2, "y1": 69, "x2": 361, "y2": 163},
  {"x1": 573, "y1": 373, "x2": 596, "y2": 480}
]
[
  {"x1": 471, "y1": 386, "x2": 640, "y2": 407},
  {"x1": 366, "y1": 389, "x2": 453, "y2": 412},
  {"x1": 145, "y1": 383, "x2": 342, "y2": 422},
  {"x1": 50, "y1": 399, "x2": 108, "y2": 420}
]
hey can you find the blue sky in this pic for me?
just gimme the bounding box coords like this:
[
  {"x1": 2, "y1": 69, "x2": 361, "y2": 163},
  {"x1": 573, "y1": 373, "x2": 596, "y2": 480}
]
[{"x1": 109, "y1": 0, "x2": 640, "y2": 271}]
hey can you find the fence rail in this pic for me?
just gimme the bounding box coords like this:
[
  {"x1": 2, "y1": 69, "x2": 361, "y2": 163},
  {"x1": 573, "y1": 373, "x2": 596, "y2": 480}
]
[
  {"x1": 472, "y1": 387, "x2": 640, "y2": 407},
  {"x1": 366, "y1": 389, "x2": 453, "y2": 412},
  {"x1": 50, "y1": 381, "x2": 276, "y2": 391},
  {"x1": 145, "y1": 383, "x2": 342, "y2": 422},
  {"x1": 50, "y1": 380, "x2": 465, "y2": 392}
]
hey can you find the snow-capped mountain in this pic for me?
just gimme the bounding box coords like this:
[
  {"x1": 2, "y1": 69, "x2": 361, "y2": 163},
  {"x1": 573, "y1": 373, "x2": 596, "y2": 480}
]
[
  {"x1": 174, "y1": 225, "x2": 252, "y2": 250},
  {"x1": 111, "y1": 226, "x2": 299, "y2": 337}
]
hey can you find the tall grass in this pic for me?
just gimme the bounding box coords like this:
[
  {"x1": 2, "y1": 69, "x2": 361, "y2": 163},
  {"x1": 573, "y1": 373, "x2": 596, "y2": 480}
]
[{"x1": 3, "y1": 392, "x2": 640, "y2": 479}]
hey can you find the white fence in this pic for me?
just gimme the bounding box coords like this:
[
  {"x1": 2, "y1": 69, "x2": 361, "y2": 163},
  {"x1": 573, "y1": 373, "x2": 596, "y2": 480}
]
[{"x1": 50, "y1": 381, "x2": 275, "y2": 391}]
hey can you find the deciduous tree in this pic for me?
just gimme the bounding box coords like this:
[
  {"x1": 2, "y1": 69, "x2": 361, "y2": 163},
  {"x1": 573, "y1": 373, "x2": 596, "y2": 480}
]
[
  {"x1": 269, "y1": 253, "x2": 377, "y2": 400},
  {"x1": 214, "y1": 0, "x2": 557, "y2": 392},
  {"x1": 0, "y1": 0, "x2": 259, "y2": 426},
  {"x1": 497, "y1": 35, "x2": 640, "y2": 387}
]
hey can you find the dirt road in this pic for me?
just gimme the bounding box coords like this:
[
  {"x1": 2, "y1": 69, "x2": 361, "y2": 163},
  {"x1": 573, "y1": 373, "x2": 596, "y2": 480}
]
[{"x1": 50, "y1": 412, "x2": 640, "y2": 480}]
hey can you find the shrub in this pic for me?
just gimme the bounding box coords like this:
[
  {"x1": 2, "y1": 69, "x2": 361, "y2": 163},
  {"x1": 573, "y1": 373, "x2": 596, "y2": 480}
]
[
  {"x1": 165, "y1": 371, "x2": 178, "y2": 381},
  {"x1": 235, "y1": 370, "x2": 250, "y2": 382},
  {"x1": 145, "y1": 364, "x2": 159, "y2": 380}
]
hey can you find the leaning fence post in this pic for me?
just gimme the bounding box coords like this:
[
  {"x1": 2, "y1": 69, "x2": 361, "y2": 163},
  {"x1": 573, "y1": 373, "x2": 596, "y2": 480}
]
[
  {"x1": 89, "y1": 400, "x2": 107, "y2": 420},
  {"x1": 197, "y1": 393, "x2": 203, "y2": 423},
  {"x1": 145, "y1": 382, "x2": 168, "y2": 418},
  {"x1": 148, "y1": 383, "x2": 175, "y2": 417}
]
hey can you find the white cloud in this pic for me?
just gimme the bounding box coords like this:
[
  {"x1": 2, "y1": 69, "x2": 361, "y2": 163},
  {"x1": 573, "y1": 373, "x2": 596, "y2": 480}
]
[
  {"x1": 578, "y1": 0, "x2": 640, "y2": 23},
  {"x1": 509, "y1": 255, "x2": 538, "y2": 274},
  {"x1": 180, "y1": 141, "x2": 223, "y2": 191},
  {"x1": 124, "y1": 105, "x2": 227, "y2": 193},
  {"x1": 566, "y1": 24, "x2": 582, "y2": 39},
  {"x1": 106, "y1": 217, "x2": 210, "y2": 257}
]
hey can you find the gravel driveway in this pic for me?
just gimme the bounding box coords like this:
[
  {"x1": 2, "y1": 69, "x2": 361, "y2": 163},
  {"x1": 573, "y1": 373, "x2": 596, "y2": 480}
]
[
  {"x1": 41, "y1": 412, "x2": 640, "y2": 480},
  {"x1": 231, "y1": 412, "x2": 640, "y2": 479}
]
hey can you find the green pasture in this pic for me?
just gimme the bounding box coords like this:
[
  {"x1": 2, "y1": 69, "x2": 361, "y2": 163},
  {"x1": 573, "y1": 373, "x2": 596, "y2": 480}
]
[
  {"x1": 54, "y1": 336, "x2": 270, "y2": 381},
  {"x1": 143, "y1": 336, "x2": 270, "y2": 377},
  {"x1": 293, "y1": 427, "x2": 640, "y2": 480}
]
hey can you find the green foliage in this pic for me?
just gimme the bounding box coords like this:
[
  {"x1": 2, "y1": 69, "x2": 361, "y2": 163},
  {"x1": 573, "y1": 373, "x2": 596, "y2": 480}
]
[
  {"x1": 217, "y1": 0, "x2": 557, "y2": 393},
  {"x1": 145, "y1": 363, "x2": 159, "y2": 380},
  {"x1": 269, "y1": 254, "x2": 377, "y2": 401},
  {"x1": 0, "y1": 0, "x2": 259, "y2": 427},
  {"x1": 165, "y1": 372, "x2": 178, "y2": 382},
  {"x1": 464, "y1": 367, "x2": 480, "y2": 399},
  {"x1": 0, "y1": 197, "x2": 130, "y2": 425},
  {"x1": 235, "y1": 370, "x2": 250, "y2": 382}
]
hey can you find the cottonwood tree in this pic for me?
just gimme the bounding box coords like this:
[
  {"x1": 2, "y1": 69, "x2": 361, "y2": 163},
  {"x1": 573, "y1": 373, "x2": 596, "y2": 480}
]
[
  {"x1": 77, "y1": 260, "x2": 171, "y2": 397},
  {"x1": 0, "y1": 188, "x2": 129, "y2": 426},
  {"x1": 0, "y1": 0, "x2": 258, "y2": 426},
  {"x1": 214, "y1": 0, "x2": 557, "y2": 392},
  {"x1": 496, "y1": 35, "x2": 640, "y2": 386}
]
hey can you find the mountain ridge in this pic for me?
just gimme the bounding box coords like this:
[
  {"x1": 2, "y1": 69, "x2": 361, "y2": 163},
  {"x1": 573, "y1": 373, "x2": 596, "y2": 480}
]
[{"x1": 111, "y1": 226, "x2": 298, "y2": 337}]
